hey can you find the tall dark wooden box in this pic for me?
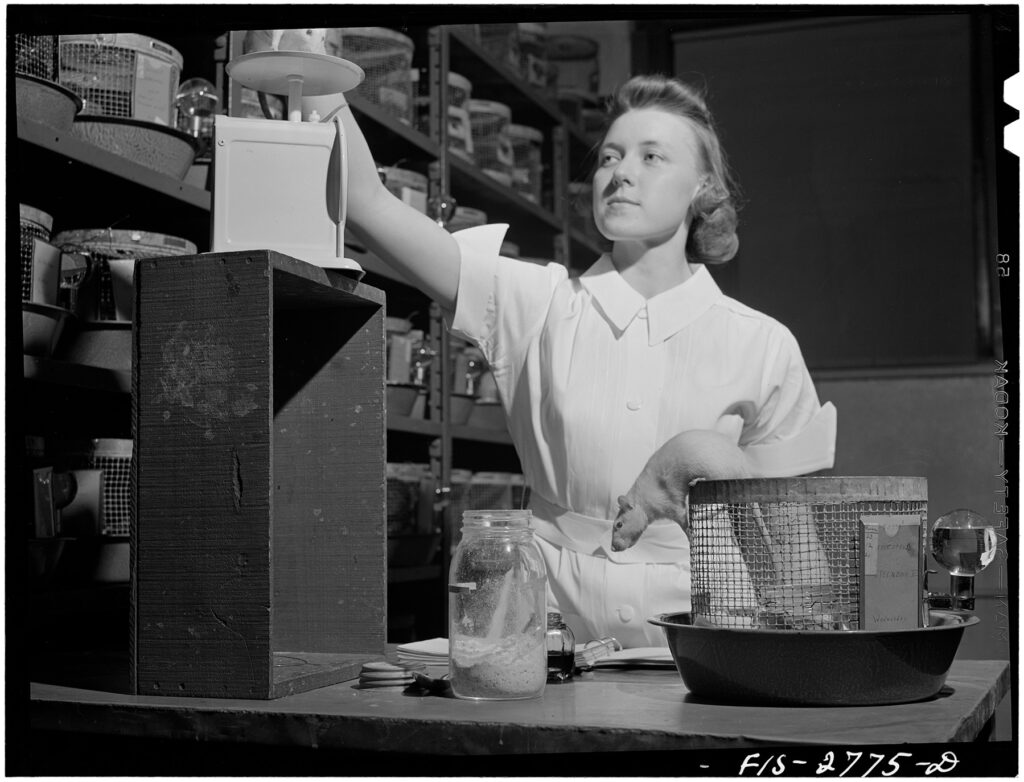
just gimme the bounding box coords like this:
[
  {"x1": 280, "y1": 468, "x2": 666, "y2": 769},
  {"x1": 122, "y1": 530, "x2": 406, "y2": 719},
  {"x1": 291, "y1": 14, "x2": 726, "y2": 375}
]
[{"x1": 131, "y1": 251, "x2": 386, "y2": 698}]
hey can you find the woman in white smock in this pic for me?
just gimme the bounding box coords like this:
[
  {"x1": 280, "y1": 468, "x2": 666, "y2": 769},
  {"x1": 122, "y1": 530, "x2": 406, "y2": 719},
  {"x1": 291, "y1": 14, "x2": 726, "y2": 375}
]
[{"x1": 339, "y1": 75, "x2": 836, "y2": 648}]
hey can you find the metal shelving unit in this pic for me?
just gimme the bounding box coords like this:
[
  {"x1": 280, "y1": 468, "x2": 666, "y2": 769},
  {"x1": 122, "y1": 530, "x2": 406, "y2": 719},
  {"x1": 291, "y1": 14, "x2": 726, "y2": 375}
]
[{"x1": 17, "y1": 21, "x2": 607, "y2": 638}]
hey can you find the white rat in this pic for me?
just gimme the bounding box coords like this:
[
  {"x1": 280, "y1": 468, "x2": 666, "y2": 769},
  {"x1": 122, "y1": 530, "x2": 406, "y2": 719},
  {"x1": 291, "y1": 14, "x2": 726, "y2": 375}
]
[
  {"x1": 610, "y1": 429, "x2": 752, "y2": 551},
  {"x1": 243, "y1": 28, "x2": 327, "y2": 55}
]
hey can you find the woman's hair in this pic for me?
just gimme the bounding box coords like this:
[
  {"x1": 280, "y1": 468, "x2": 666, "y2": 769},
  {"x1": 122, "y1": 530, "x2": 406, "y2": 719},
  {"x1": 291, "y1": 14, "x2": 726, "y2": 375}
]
[{"x1": 604, "y1": 75, "x2": 740, "y2": 264}]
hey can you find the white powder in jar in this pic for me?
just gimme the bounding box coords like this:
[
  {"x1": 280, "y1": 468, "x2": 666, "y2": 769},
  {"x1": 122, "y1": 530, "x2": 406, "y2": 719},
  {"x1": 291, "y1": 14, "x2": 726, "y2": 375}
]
[{"x1": 450, "y1": 632, "x2": 546, "y2": 699}]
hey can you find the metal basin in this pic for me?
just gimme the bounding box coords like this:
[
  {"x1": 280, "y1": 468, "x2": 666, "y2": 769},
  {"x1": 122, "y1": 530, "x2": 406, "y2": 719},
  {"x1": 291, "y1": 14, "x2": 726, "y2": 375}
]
[{"x1": 650, "y1": 610, "x2": 977, "y2": 706}]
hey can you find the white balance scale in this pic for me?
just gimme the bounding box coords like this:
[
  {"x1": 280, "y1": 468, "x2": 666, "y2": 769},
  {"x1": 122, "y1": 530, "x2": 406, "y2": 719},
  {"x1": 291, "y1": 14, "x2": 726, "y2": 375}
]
[{"x1": 212, "y1": 51, "x2": 366, "y2": 276}]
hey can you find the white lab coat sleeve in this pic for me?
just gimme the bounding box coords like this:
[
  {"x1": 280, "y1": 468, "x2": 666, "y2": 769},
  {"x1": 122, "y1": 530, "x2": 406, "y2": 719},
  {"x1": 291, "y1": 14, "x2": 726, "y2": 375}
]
[{"x1": 448, "y1": 224, "x2": 567, "y2": 370}]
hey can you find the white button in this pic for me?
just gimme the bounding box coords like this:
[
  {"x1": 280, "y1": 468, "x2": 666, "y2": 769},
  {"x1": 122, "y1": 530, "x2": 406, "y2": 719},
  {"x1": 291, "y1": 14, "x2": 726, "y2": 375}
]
[
  {"x1": 617, "y1": 605, "x2": 635, "y2": 623},
  {"x1": 626, "y1": 400, "x2": 641, "y2": 411}
]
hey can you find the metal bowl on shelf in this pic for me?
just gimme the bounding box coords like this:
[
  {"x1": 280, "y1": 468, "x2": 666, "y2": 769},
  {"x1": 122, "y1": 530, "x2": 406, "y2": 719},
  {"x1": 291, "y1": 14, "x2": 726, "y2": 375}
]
[
  {"x1": 386, "y1": 382, "x2": 420, "y2": 417},
  {"x1": 70, "y1": 117, "x2": 198, "y2": 179},
  {"x1": 54, "y1": 319, "x2": 132, "y2": 372},
  {"x1": 15, "y1": 73, "x2": 83, "y2": 132},
  {"x1": 23, "y1": 302, "x2": 72, "y2": 357},
  {"x1": 650, "y1": 610, "x2": 978, "y2": 707},
  {"x1": 467, "y1": 400, "x2": 505, "y2": 429},
  {"x1": 449, "y1": 393, "x2": 476, "y2": 425}
]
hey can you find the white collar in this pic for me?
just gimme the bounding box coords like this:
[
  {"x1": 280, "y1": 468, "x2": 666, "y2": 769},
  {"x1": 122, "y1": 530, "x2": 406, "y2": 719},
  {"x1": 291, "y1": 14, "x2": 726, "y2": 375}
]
[{"x1": 579, "y1": 255, "x2": 723, "y2": 345}]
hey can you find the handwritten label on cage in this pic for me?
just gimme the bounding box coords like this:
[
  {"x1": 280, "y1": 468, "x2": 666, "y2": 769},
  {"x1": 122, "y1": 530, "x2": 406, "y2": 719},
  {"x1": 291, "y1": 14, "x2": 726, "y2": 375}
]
[
  {"x1": 859, "y1": 515, "x2": 922, "y2": 630},
  {"x1": 134, "y1": 54, "x2": 175, "y2": 125}
]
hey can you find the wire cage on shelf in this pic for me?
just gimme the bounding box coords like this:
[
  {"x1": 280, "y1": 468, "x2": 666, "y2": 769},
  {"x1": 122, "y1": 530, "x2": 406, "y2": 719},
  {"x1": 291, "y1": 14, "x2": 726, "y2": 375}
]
[
  {"x1": 58, "y1": 33, "x2": 183, "y2": 125},
  {"x1": 15, "y1": 34, "x2": 60, "y2": 82},
  {"x1": 333, "y1": 27, "x2": 415, "y2": 125},
  {"x1": 469, "y1": 99, "x2": 514, "y2": 186}
]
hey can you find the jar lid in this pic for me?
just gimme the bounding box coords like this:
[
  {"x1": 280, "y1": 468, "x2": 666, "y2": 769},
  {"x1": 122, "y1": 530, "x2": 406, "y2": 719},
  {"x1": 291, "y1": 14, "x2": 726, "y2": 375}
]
[
  {"x1": 468, "y1": 99, "x2": 511, "y2": 121},
  {"x1": 461, "y1": 509, "x2": 532, "y2": 527},
  {"x1": 448, "y1": 71, "x2": 473, "y2": 93},
  {"x1": 507, "y1": 123, "x2": 544, "y2": 143},
  {"x1": 517, "y1": 22, "x2": 548, "y2": 37},
  {"x1": 20, "y1": 204, "x2": 53, "y2": 231}
]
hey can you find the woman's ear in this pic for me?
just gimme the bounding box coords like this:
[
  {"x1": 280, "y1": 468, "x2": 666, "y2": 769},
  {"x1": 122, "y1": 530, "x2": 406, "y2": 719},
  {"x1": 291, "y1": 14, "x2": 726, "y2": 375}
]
[{"x1": 693, "y1": 176, "x2": 710, "y2": 201}]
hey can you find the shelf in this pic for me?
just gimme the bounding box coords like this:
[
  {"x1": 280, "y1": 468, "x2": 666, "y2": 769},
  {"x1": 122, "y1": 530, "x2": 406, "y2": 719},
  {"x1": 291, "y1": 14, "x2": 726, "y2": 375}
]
[
  {"x1": 568, "y1": 125, "x2": 600, "y2": 180},
  {"x1": 24, "y1": 355, "x2": 131, "y2": 395},
  {"x1": 447, "y1": 29, "x2": 566, "y2": 130},
  {"x1": 387, "y1": 416, "x2": 443, "y2": 437},
  {"x1": 451, "y1": 424, "x2": 513, "y2": 445},
  {"x1": 449, "y1": 156, "x2": 564, "y2": 259},
  {"x1": 348, "y1": 93, "x2": 440, "y2": 169},
  {"x1": 17, "y1": 117, "x2": 211, "y2": 211}
]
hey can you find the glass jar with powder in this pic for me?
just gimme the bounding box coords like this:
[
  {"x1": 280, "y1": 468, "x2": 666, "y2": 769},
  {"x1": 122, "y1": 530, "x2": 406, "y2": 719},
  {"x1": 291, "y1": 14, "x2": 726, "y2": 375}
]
[{"x1": 448, "y1": 510, "x2": 547, "y2": 700}]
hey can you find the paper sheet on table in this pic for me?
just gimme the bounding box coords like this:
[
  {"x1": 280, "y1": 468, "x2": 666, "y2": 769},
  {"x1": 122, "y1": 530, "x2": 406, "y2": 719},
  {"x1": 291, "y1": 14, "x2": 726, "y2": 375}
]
[
  {"x1": 397, "y1": 638, "x2": 675, "y2": 668},
  {"x1": 396, "y1": 637, "x2": 449, "y2": 665}
]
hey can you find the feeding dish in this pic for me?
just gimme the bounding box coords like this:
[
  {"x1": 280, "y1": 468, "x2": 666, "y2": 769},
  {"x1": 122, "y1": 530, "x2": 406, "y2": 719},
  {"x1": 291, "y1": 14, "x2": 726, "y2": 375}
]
[
  {"x1": 23, "y1": 302, "x2": 72, "y2": 357},
  {"x1": 16, "y1": 74, "x2": 83, "y2": 131},
  {"x1": 449, "y1": 393, "x2": 476, "y2": 425},
  {"x1": 650, "y1": 610, "x2": 977, "y2": 707},
  {"x1": 387, "y1": 382, "x2": 420, "y2": 417},
  {"x1": 71, "y1": 117, "x2": 198, "y2": 179}
]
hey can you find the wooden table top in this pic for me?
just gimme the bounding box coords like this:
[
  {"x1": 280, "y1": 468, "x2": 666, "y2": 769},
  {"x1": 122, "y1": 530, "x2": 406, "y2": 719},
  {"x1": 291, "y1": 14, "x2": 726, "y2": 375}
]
[{"x1": 30, "y1": 659, "x2": 1010, "y2": 758}]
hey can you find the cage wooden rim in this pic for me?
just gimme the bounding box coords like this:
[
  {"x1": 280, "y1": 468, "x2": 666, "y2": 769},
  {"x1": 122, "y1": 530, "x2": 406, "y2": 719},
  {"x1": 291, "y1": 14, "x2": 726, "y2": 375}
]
[{"x1": 689, "y1": 476, "x2": 927, "y2": 504}]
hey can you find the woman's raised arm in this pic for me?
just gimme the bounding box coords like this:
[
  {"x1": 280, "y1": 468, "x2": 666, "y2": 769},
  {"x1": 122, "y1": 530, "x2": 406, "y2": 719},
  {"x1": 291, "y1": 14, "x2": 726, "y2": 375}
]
[{"x1": 336, "y1": 104, "x2": 461, "y2": 310}]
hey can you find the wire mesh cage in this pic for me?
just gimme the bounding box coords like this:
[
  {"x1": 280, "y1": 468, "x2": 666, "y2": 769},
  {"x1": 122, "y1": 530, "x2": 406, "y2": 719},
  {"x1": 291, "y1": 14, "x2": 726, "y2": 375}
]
[
  {"x1": 688, "y1": 477, "x2": 927, "y2": 631},
  {"x1": 90, "y1": 439, "x2": 133, "y2": 536},
  {"x1": 15, "y1": 34, "x2": 60, "y2": 82},
  {"x1": 53, "y1": 229, "x2": 196, "y2": 320},
  {"x1": 334, "y1": 27, "x2": 415, "y2": 125},
  {"x1": 58, "y1": 33, "x2": 183, "y2": 125},
  {"x1": 20, "y1": 205, "x2": 54, "y2": 302},
  {"x1": 447, "y1": 71, "x2": 474, "y2": 162},
  {"x1": 478, "y1": 23, "x2": 521, "y2": 74},
  {"x1": 470, "y1": 99, "x2": 514, "y2": 186},
  {"x1": 507, "y1": 123, "x2": 544, "y2": 204},
  {"x1": 546, "y1": 34, "x2": 600, "y2": 96},
  {"x1": 59, "y1": 438, "x2": 134, "y2": 537},
  {"x1": 517, "y1": 23, "x2": 550, "y2": 92}
]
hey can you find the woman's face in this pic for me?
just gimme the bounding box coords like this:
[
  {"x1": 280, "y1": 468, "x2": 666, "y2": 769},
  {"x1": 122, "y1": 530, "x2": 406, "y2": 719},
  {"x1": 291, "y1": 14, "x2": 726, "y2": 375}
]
[{"x1": 592, "y1": 108, "x2": 705, "y2": 246}]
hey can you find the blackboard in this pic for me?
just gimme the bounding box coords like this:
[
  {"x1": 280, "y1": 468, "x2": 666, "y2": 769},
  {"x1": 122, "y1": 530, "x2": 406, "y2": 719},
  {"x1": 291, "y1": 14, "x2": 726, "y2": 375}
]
[{"x1": 674, "y1": 14, "x2": 992, "y2": 368}]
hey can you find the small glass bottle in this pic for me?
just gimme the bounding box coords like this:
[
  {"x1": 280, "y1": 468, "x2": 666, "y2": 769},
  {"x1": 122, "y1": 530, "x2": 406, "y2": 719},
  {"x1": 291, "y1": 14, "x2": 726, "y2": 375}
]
[
  {"x1": 546, "y1": 612, "x2": 575, "y2": 682},
  {"x1": 449, "y1": 510, "x2": 547, "y2": 700}
]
